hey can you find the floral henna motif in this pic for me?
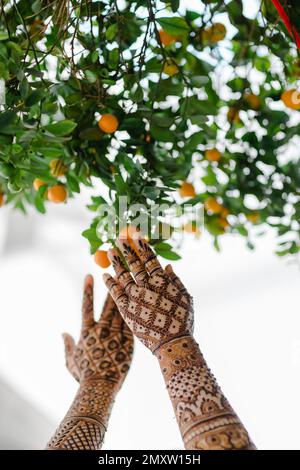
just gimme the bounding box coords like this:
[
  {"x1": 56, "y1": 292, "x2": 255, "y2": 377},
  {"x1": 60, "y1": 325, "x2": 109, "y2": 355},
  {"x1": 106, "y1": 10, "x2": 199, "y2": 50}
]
[
  {"x1": 156, "y1": 336, "x2": 255, "y2": 450},
  {"x1": 104, "y1": 239, "x2": 194, "y2": 352},
  {"x1": 47, "y1": 275, "x2": 134, "y2": 450}
]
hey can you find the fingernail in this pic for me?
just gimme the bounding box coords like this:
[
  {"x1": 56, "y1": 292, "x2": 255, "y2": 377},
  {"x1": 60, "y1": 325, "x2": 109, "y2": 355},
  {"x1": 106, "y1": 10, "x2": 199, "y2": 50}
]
[{"x1": 84, "y1": 274, "x2": 93, "y2": 284}]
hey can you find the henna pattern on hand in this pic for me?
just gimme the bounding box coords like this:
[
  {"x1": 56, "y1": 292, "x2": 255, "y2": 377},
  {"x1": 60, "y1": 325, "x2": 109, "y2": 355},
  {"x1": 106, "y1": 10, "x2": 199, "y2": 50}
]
[
  {"x1": 104, "y1": 237, "x2": 194, "y2": 352},
  {"x1": 104, "y1": 237, "x2": 255, "y2": 450},
  {"x1": 47, "y1": 275, "x2": 134, "y2": 450}
]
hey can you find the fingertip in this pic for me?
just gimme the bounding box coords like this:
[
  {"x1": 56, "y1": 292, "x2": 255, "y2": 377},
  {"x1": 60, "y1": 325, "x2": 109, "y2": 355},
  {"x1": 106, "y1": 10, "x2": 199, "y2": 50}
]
[
  {"x1": 62, "y1": 332, "x2": 67, "y2": 342},
  {"x1": 116, "y1": 237, "x2": 129, "y2": 250},
  {"x1": 165, "y1": 264, "x2": 173, "y2": 273},
  {"x1": 62, "y1": 333, "x2": 74, "y2": 350},
  {"x1": 107, "y1": 247, "x2": 118, "y2": 261},
  {"x1": 103, "y1": 272, "x2": 111, "y2": 283},
  {"x1": 84, "y1": 274, "x2": 94, "y2": 287}
]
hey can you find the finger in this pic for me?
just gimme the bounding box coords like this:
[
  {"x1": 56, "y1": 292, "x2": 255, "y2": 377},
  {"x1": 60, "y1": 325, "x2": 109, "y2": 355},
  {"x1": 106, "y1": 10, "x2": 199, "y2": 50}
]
[
  {"x1": 131, "y1": 234, "x2": 163, "y2": 276},
  {"x1": 103, "y1": 273, "x2": 128, "y2": 308},
  {"x1": 117, "y1": 238, "x2": 148, "y2": 286},
  {"x1": 82, "y1": 274, "x2": 95, "y2": 326},
  {"x1": 62, "y1": 333, "x2": 75, "y2": 361},
  {"x1": 99, "y1": 292, "x2": 116, "y2": 324},
  {"x1": 165, "y1": 264, "x2": 189, "y2": 295},
  {"x1": 108, "y1": 248, "x2": 135, "y2": 291},
  {"x1": 111, "y1": 308, "x2": 124, "y2": 328}
]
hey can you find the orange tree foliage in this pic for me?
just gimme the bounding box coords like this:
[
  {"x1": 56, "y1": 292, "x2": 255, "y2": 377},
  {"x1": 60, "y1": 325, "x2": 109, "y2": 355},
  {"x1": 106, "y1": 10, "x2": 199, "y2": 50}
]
[{"x1": 1, "y1": 0, "x2": 300, "y2": 259}]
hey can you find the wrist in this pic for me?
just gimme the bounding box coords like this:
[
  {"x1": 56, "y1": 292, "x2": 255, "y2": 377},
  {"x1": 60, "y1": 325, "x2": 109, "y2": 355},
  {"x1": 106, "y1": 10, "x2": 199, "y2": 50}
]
[
  {"x1": 155, "y1": 335, "x2": 202, "y2": 378},
  {"x1": 69, "y1": 379, "x2": 118, "y2": 428},
  {"x1": 79, "y1": 378, "x2": 119, "y2": 394}
]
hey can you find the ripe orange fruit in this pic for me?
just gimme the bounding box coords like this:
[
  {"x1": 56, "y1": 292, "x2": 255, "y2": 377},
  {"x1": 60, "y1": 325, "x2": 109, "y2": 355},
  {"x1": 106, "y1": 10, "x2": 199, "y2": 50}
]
[
  {"x1": 0, "y1": 192, "x2": 5, "y2": 207},
  {"x1": 220, "y1": 207, "x2": 229, "y2": 217},
  {"x1": 179, "y1": 182, "x2": 196, "y2": 198},
  {"x1": 33, "y1": 178, "x2": 46, "y2": 191},
  {"x1": 163, "y1": 60, "x2": 179, "y2": 77},
  {"x1": 246, "y1": 212, "x2": 260, "y2": 223},
  {"x1": 227, "y1": 107, "x2": 241, "y2": 124},
  {"x1": 202, "y1": 23, "x2": 226, "y2": 43},
  {"x1": 98, "y1": 114, "x2": 119, "y2": 133},
  {"x1": 204, "y1": 197, "x2": 223, "y2": 214},
  {"x1": 205, "y1": 148, "x2": 221, "y2": 162},
  {"x1": 281, "y1": 89, "x2": 300, "y2": 110},
  {"x1": 50, "y1": 159, "x2": 67, "y2": 177},
  {"x1": 244, "y1": 93, "x2": 261, "y2": 110},
  {"x1": 94, "y1": 250, "x2": 111, "y2": 268},
  {"x1": 47, "y1": 184, "x2": 67, "y2": 203},
  {"x1": 159, "y1": 29, "x2": 179, "y2": 46},
  {"x1": 217, "y1": 216, "x2": 229, "y2": 229}
]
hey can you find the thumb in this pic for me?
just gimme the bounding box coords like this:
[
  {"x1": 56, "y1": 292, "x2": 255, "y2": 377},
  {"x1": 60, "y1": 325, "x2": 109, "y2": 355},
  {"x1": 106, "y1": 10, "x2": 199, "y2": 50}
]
[{"x1": 62, "y1": 333, "x2": 75, "y2": 362}]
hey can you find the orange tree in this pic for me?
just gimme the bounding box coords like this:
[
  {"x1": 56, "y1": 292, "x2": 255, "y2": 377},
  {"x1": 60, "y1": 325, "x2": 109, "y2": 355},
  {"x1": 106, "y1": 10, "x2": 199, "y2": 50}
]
[{"x1": 1, "y1": 0, "x2": 300, "y2": 261}]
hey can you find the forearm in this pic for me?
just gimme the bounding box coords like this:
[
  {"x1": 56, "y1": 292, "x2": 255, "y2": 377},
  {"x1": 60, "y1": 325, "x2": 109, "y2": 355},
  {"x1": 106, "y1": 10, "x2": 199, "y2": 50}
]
[
  {"x1": 155, "y1": 336, "x2": 255, "y2": 450},
  {"x1": 46, "y1": 380, "x2": 117, "y2": 450}
]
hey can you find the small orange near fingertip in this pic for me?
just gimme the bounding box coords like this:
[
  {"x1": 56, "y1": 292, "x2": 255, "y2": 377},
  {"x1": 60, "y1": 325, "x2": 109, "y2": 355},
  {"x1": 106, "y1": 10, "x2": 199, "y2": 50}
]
[{"x1": 94, "y1": 250, "x2": 111, "y2": 268}]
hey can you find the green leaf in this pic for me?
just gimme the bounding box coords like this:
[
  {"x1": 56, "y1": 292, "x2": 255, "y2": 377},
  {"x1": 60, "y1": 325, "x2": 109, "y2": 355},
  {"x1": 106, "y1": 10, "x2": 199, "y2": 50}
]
[
  {"x1": 34, "y1": 193, "x2": 46, "y2": 214},
  {"x1": 0, "y1": 31, "x2": 9, "y2": 41},
  {"x1": 85, "y1": 70, "x2": 97, "y2": 83},
  {"x1": 157, "y1": 17, "x2": 189, "y2": 36},
  {"x1": 106, "y1": 23, "x2": 118, "y2": 40},
  {"x1": 0, "y1": 110, "x2": 17, "y2": 128},
  {"x1": 38, "y1": 147, "x2": 64, "y2": 158},
  {"x1": 79, "y1": 128, "x2": 103, "y2": 141},
  {"x1": 152, "y1": 113, "x2": 174, "y2": 128},
  {"x1": 171, "y1": 0, "x2": 180, "y2": 13},
  {"x1": 25, "y1": 89, "x2": 45, "y2": 106},
  {"x1": 66, "y1": 174, "x2": 80, "y2": 193},
  {"x1": 131, "y1": 85, "x2": 144, "y2": 103},
  {"x1": 150, "y1": 125, "x2": 174, "y2": 142},
  {"x1": 44, "y1": 120, "x2": 77, "y2": 136},
  {"x1": 155, "y1": 247, "x2": 181, "y2": 260}
]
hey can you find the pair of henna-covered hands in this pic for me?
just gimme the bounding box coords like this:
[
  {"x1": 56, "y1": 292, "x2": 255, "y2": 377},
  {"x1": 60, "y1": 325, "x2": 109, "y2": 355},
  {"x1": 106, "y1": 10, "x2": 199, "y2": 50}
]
[{"x1": 47, "y1": 235, "x2": 255, "y2": 450}]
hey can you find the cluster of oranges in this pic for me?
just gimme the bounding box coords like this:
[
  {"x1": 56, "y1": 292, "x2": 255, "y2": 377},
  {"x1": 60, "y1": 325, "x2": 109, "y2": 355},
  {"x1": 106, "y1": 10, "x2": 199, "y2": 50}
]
[
  {"x1": 159, "y1": 22, "x2": 227, "y2": 48},
  {"x1": 33, "y1": 114, "x2": 119, "y2": 204},
  {"x1": 33, "y1": 159, "x2": 68, "y2": 203},
  {"x1": 159, "y1": 23, "x2": 226, "y2": 77},
  {"x1": 30, "y1": 114, "x2": 120, "y2": 207},
  {"x1": 178, "y1": 172, "x2": 260, "y2": 234}
]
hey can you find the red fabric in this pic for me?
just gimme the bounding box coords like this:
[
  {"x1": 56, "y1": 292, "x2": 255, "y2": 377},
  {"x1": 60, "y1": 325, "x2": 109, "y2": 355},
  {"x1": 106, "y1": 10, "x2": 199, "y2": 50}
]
[{"x1": 271, "y1": 0, "x2": 300, "y2": 48}]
